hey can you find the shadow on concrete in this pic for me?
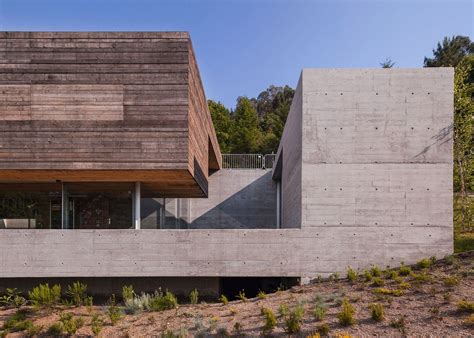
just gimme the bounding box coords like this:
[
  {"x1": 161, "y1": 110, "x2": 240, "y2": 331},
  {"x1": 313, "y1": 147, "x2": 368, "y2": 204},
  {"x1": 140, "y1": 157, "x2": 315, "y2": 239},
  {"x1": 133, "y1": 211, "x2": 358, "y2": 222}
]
[{"x1": 190, "y1": 171, "x2": 277, "y2": 229}]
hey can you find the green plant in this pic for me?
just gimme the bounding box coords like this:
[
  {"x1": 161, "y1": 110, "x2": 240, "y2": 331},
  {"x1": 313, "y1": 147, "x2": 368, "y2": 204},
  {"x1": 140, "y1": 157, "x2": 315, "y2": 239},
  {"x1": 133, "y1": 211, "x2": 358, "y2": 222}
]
[
  {"x1": 387, "y1": 270, "x2": 399, "y2": 280},
  {"x1": 237, "y1": 290, "x2": 247, "y2": 302},
  {"x1": 346, "y1": 267, "x2": 357, "y2": 282},
  {"x1": 149, "y1": 290, "x2": 178, "y2": 311},
  {"x1": 107, "y1": 294, "x2": 122, "y2": 325},
  {"x1": 363, "y1": 270, "x2": 373, "y2": 282},
  {"x1": 444, "y1": 276, "x2": 460, "y2": 287},
  {"x1": 122, "y1": 285, "x2": 134, "y2": 302},
  {"x1": 28, "y1": 283, "x2": 61, "y2": 308},
  {"x1": 0, "y1": 288, "x2": 27, "y2": 308},
  {"x1": 209, "y1": 316, "x2": 219, "y2": 332},
  {"x1": 257, "y1": 290, "x2": 267, "y2": 299},
  {"x1": 91, "y1": 313, "x2": 103, "y2": 336},
  {"x1": 233, "y1": 321, "x2": 243, "y2": 335},
  {"x1": 457, "y1": 300, "x2": 474, "y2": 313},
  {"x1": 390, "y1": 316, "x2": 406, "y2": 334},
  {"x1": 261, "y1": 307, "x2": 277, "y2": 334},
  {"x1": 444, "y1": 255, "x2": 455, "y2": 265},
  {"x1": 370, "y1": 303, "x2": 384, "y2": 321},
  {"x1": 373, "y1": 288, "x2": 403, "y2": 297},
  {"x1": 59, "y1": 312, "x2": 84, "y2": 335},
  {"x1": 338, "y1": 299, "x2": 355, "y2": 326},
  {"x1": 25, "y1": 323, "x2": 42, "y2": 337},
  {"x1": 189, "y1": 288, "x2": 199, "y2": 305},
  {"x1": 284, "y1": 304, "x2": 305, "y2": 334},
  {"x1": 278, "y1": 303, "x2": 289, "y2": 317},
  {"x1": 370, "y1": 265, "x2": 382, "y2": 277},
  {"x1": 399, "y1": 264, "x2": 412, "y2": 276},
  {"x1": 371, "y1": 277, "x2": 385, "y2": 287},
  {"x1": 313, "y1": 302, "x2": 326, "y2": 321},
  {"x1": 46, "y1": 323, "x2": 63, "y2": 336},
  {"x1": 2, "y1": 309, "x2": 35, "y2": 333},
  {"x1": 410, "y1": 272, "x2": 433, "y2": 283},
  {"x1": 65, "y1": 281, "x2": 88, "y2": 306},
  {"x1": 417, "y1": 258, "x2": 432, "y2": 269},
  {"x1": 218, "y1": 294, "x2": 228, "y2": 305},
  {"x1": 398, "y1": 282, "x2": 411, "y2": 289},
  {"x1": 317, "y1": 322, "x2": 330, "y2": 336}
]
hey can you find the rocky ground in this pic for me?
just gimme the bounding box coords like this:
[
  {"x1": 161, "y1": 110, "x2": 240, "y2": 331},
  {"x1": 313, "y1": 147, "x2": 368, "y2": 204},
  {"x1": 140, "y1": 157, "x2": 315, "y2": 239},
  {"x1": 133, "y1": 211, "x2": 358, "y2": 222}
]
[{"x1": 0, "y1": 251, "x2": 473, "y2": 337}]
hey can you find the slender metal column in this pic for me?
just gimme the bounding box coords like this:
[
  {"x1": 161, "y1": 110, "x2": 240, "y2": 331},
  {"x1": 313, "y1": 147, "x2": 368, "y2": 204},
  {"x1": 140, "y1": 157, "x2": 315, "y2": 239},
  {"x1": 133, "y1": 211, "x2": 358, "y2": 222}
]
[
  {"x1": 276, "y1": 180, "x2": 281, "y2": 229},
  {"x1": 61, "y1": 183, "x2": 68, "y2": 229},
  {"x1": 134, "y1": 182, "x2": 141, "y2": 229}
]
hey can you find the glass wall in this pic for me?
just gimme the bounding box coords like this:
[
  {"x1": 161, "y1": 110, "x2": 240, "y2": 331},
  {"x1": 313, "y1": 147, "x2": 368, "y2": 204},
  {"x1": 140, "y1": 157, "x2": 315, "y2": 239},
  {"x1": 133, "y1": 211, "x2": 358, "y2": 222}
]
[
  {"x1": 0, "y1": 184, "x2": 62, "y2": 229},
  {"x1": 64, "y1": 183, "x2": 133, "y2": 229}
]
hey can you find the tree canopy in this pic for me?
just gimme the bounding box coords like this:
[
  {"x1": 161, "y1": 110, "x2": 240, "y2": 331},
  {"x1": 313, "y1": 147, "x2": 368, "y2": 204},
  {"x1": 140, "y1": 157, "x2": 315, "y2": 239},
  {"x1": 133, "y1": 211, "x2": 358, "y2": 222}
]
[
  {"x1": 208, "y1": 85, "x2": 295, "y2": 154},
  {"x1": 424, "y1": 35, "x2": 474, "y2": 67}
]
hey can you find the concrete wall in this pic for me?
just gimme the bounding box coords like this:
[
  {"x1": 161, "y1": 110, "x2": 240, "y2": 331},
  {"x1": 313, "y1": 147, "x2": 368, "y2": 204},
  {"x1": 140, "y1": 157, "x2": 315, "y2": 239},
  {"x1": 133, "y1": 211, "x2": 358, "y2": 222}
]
[
  {"x1": 274, "y1": 76, "x2": 302, "y2": 228},
  {"x1": 190, "y1": 169, "x2": 276, "y2": 229}
]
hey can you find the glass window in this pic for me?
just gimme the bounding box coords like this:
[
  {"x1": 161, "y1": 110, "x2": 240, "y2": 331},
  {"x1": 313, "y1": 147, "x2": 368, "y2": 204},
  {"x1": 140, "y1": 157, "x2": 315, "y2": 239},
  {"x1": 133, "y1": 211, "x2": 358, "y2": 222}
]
[{"x1": 0, "y1": 183, "x2": 62, "y2": 229}]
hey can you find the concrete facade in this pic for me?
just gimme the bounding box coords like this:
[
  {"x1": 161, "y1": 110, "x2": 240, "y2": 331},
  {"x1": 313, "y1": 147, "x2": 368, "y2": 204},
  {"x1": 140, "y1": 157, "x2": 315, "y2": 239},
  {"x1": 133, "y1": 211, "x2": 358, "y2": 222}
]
[{"x1": 0, "y1": 68, "x2": 453, "y2": 282}]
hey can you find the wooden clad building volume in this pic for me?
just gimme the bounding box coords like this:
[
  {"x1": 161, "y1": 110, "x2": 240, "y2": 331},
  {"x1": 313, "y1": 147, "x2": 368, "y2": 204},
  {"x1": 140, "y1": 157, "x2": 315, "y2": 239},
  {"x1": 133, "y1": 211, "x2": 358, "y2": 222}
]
[{"x1": 0, "y1": 32, "x2": 221, "y2": 198}]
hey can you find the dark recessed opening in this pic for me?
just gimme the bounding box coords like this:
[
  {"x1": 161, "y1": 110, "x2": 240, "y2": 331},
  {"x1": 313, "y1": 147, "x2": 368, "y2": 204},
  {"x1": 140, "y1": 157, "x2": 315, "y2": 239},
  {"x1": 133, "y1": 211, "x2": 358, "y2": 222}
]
[{"x1": 219, "y1": 277, "x2": 299, "y2": 299}]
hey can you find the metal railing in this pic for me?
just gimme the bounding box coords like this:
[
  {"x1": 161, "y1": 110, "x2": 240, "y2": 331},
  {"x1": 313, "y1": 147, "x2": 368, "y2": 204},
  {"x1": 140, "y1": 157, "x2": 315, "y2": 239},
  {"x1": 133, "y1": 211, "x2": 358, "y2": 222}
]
[{"x1": 222, "y1": 154, "x2": 276, "y2": 169}]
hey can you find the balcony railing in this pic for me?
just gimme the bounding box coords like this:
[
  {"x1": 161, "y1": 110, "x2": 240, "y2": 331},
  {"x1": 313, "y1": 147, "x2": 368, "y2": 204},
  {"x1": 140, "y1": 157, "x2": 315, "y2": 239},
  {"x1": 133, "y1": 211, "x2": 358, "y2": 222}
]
[{"x1": 222, "y1": 154, "x2": 276, "y2": 169}]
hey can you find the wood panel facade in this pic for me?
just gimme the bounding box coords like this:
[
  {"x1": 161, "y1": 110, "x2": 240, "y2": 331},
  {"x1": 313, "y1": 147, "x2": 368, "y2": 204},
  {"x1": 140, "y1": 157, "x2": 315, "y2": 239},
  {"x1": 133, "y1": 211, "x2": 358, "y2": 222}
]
[{"x1": 0, "y1": 32, "x2": 221, "y2": 197}]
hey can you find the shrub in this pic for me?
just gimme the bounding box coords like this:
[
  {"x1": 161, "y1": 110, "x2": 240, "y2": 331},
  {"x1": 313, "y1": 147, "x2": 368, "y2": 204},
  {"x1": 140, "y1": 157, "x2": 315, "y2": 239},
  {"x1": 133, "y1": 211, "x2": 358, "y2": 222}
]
[
  {"x1": 107, "y1": 295, "x2": 122, "y2": 326},
  {"x1": 2, "y1": 309, "x2": 31, "y2": 332},
  {"x1": 122, "y1": 285, "x2": 134, "y2": 302},
  {"x1": 189, "y1": 289, "x2": 199, "y2": 305},
  {"x1": 370, "y1": 265, "x2": 382, "y2": 277},
  {"x1": 444, "y1": 255, "x2": 455, "y2": 265},
  {"x1": 0, "y1": 288, "x2": 27, "y2": 308},
  {"x1": 91, "y1": 313, "x2": 103, "y2": 336},
  {"x1": 46, "y1": 323, "x2": 63, "y2": 336},
  {"x1": 417, "y1": 258, "x2": 432, "y2": 270},
  {"x1": 443, "y1": 276, "x2": 460, "y2": 287},
  {"x1": 390, "y1": 316, "x2": 406, "y2": 334},
  {"x1": 465, "y1": 314, "x2": 474, "y2": 327},
  {"x1": 59, "y1": 312, "x2": 84, "y2": 335},
  {"x1": 65, "y1": 281, "x2": 88, "y2": 306},
  {"x1": 25, "y1": 322, "x2": 42, "y2": 337},
  {"x1": 346, "y1": 267, "x2": 357, "y2": 282},
  {"x1": 330, "y1": 272, "x2": 340, "y2": 281},
  {"x1": 233, "y1": 321, "x2": 243, "y2": 335},
  {"x1": 257, "y1": 290, "x2": 267, "y2": 299},
  {"x1": 373, "y1": 288, "x2": 403, "y2": 297},
  {"x1": 457, "y1": 300, "x2": 474, "y2": 313},
  {"x1": 149, "y1": 290, "x2": 178, "y2": 311},
  {"x1": 28, "y1": 283, "x2": 61, "y2": 308},
  {"x1": 124, "y1": 292, "x2": 151, "y2": 314},
  {"x1": 317, "y1": 322, "x2": 330, "y2": 336},
  {"x1": 313, "y1": 302, "x2": 326, "y2": 321},
  {"x1": 209, "y1": 316, "x2": 219, "y2": 332},
  {"x1": 370, "y1": 303, "x2": 384, "y2": 321},
  {"x1": 338, "y1": 299, "x2": 355, "y2": 326},
  {"x1": 387, "y1": 270, "x2": 399, "y2": 280},
  {"x1": 261, "y1": 307, "x2": 277, "y2": 334},
  {"x1": 399, "y1": 264, "x2": 412, "y2": 276},
  {"x1": 237, "y1": 290, "x2": 247, "y2": 302},
  {"x1": 284, "y1": 304, "x2": 305, "y2": 334},
  {"x1": 410, "y1": 272, "x2": 433, "y2": 283},
  {"x1": 371, "y1": 277, "x2": 385, "y2": 287},
  {"x1": 363, "y1": 270, "x2": 373, "y2": 282},
  {"x1": 218, "y1": 294, "x2": 228, "y2": 305},
  {"x1": 398, "y1": 282, "x2": 411, "y2": 290},
  {"x1": 278, "y1": 303, "x2": 289, "y2": 317}
]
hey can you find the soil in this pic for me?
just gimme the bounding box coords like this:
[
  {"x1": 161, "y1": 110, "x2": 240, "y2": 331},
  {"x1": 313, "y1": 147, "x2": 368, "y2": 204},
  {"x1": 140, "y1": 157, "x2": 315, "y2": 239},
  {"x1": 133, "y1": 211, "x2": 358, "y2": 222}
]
[{"x1": 0, "y1": 251, "x2": 473, "y2": 337}]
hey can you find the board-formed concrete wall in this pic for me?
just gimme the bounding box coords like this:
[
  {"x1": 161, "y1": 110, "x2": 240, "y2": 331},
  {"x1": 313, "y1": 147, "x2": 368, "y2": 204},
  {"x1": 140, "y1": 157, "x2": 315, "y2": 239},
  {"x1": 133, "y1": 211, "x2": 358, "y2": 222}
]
[{"x1": 190, "y1": 169, "x2": 276, "y2": 229}]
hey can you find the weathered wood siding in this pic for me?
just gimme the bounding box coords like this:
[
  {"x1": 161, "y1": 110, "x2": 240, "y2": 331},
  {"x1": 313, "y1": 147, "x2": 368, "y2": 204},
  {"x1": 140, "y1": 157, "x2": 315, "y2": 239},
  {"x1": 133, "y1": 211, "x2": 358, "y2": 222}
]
[{"x1": 0, "y1": 32, "x2": 221, "y2": 196}]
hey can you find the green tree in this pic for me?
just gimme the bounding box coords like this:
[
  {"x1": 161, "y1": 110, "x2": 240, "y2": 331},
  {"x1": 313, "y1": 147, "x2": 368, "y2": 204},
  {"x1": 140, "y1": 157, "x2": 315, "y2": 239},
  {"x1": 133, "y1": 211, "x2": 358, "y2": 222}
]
[
  {"x1": 453, "y1": 55, "x2": 473, "y2": 231},
  {"x1": 231, "y1": 97, "x2": 262, "y2": 153},
  {"x1": 424, "y1": 35, "x2": 474, "y2": 67},
  {"x1": 208, "y1": 100, "x2": 232, "y2": 153},
  {"x1": 380, "y1": 58, "x2": 395, "y2": 68}
]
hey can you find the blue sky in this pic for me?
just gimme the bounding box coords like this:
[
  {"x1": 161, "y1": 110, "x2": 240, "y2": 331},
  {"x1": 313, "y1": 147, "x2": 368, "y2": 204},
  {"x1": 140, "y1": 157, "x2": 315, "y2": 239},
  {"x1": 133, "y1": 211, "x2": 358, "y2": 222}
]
[{"x1": 0, "y1": 0, "x2": 472, "y2": 109}]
